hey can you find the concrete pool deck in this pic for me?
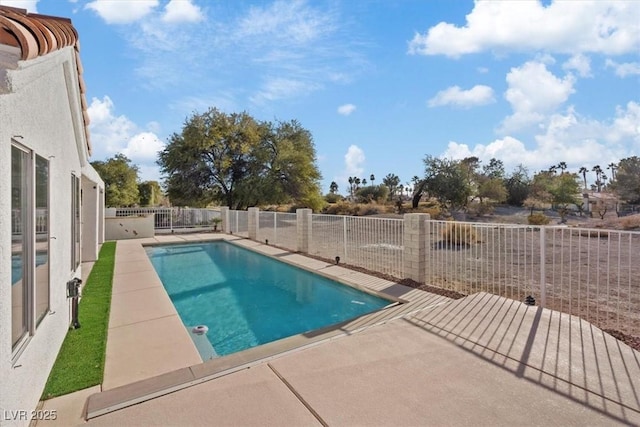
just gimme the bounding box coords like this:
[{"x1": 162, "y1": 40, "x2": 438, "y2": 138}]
[{"x1": 37, "y1": 233, "x2": 640, "y2": 426}]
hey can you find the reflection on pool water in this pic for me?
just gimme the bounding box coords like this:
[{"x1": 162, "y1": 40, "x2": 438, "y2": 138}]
[
  {"x1": 11, "y1": 253, "x2": 48, "y2": 285},
  {"x1": 145, "y1": 241, "x2": 392, "y2": 357}
]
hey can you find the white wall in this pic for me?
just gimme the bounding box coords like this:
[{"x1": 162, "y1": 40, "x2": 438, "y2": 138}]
[{"x1": 0, "y1": 47, "x2": 91, "y2": 427}]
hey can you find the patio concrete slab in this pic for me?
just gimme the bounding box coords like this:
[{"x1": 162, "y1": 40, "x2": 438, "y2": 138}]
[
  {"x1": 103, "y1": 315, "x2": 201, "y2": 390},
  {"x1": 86, "y1": 365, "x2": 321, "y2": 427},
  {"x1": 111, "y1": 269, "x2": 163, "y2": 294},
  {"x1": 406, "y1": 292, "x2": 640, "y2": 415},
  {"x1": 36, "y1": 385, "x2": 100, "y2": 427},
  {"x1": 268, "y1": 317, "x2": 639, "y2": 426},
  {"x1": 108, "y1": 287, "x2": 177, "y2": 328}
]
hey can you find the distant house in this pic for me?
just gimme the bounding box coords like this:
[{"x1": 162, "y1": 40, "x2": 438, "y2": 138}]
[{"x1": 0, "y1": 6, "x2": 104, "y2": 425}]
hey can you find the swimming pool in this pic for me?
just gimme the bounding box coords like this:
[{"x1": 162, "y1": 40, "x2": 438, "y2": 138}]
[{"x1": 145, "y1": 241, "x2": 392, "y2": 357}]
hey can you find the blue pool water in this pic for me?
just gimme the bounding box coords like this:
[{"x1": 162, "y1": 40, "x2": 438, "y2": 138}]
[{"x1": 145, "y1": 242, "x2": 391, "y2": 357}]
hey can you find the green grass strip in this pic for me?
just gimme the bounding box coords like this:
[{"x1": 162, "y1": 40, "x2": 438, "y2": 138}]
[{"x1": 42, "y1": 241, "x2": 116, "y2": 399}]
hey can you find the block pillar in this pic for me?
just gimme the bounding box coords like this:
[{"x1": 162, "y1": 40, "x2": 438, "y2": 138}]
[
  {"x1": 296, "y1": 208, "x2": 312, "y2": 253},
  {"x1": 220, "y1": 207, "x2": 230, "y2": 233},
  {"x1": 248, "y1": 207, "x2": 259, "y2": 240},
  {"x1": 403, "y1": 213, "x2": 430, "y2": 282}
]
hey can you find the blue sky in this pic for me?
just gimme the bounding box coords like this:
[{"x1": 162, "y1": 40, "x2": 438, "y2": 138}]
[{"x1": 4, "y1": 0, "x2": 639, "y2": 194}]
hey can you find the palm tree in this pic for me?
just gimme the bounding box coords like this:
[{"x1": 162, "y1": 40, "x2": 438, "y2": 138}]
[
  {"x1": 607, "y1": 162, "x2": 617, "y2": 180},
  {"x1": 369, "y1": 174, "x2": 375, "y2": 186},
  {"x1": 348, "y1": 176, "x2": 354, "y2": 198},
  {"x1": 557, "y1": 161, "x2": 567, "y2": 175},
  {"x1": 548, "y1": 165, "x2": 557, "y2": 175},
  {"x1": 362, "y1": 178, "x2": 367, "y2": 186},
  {"x1": 592, "y1": 165, "x2": 603, "y2": 192},
  {"x1": 329, "y1": 181, "x2": 338, "y2": 194},
  {"x1": 579, "y1": 166, "x2": 588, "y2": 190}
]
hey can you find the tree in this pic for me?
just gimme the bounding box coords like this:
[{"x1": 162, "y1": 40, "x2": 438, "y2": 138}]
[
  {"x1": 611, "y1": 156, "x2": 640, "y2": 204},
  {"x1": 329, "y1": 181, "x2": 339, "y2": 194},
  {"x1": 477, "y1": 178, "x2": 507, "y2": 204},
  {"x1": 138, "y1": 181, "x2": 163, "y2": 206},
  {"x1": 592, "y1": 165, "x2": 603, "y2": 192},
  {"x1": 549, "y1": 173, "x2": 581, "y2": 222},
  {"x1": 92, "y1": 154, "x2": 140, "y2": 207},
  {"x1": 369, "y1": 174, "x2": 375, "y2": 186},
  {"x1": 504, "y1": 164, "x2": 531, "y2": 206},
  {"x1": 382, "y1": 173, "x2": 400, "y2": 200},
  {"x1": 483, "y1": 158, "x2": 505, "y2": 179},
  {"x1": 158, "y1": 108, "x2": 323, "y2": 210},
  {"x1": 579, "y1": 166, "x2": 588, "y2": 190},
  {"x1": 557, "y1": 161, "x2": 567, "y2": 175},
  {"x1": 422, "y1": 156, "x2": 470, "y2": 212}
]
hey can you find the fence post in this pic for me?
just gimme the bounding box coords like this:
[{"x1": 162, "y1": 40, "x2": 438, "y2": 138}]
[
  {"x1": 248, "y1": 207, "x2": 259, "y2": 240},
  {"x1": 343, "y1": 216, "x2": 348, "y2": 262},
  {"x1": 169, "y1": 208, "x2": 173, "y2": 232},
  {"x1": 539, "y1": 226, "x2": 546, "y2": 307},
  {"x1": 273, "y1": 211, "x2": 277, "y2": 243},
  {"x1": 220, "y1": 207, "x2": 230, "y2": 233},
  {"x1": 296, "y1": 208, "x2": 312, "y2": 253},
  {"x1": 403, "y1": 213, "x2": 429, "y2": 282}
]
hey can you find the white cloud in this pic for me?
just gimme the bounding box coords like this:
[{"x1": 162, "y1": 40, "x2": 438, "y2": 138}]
[
  {"x1": 237, "y1": 0, "x2": 335, "y2": 45},
  {"x1": 162, "y1": 0, "x2": 203, "y2": 23},
  {"x1": 250, "y1": 77, "x2": 319, "y2": 104},
  {"x1": 562, "y1": 54, "x2": 592, "y2": 77},
  {"x1": 0, "y1": 0, "x2": 38, "y2": 12},
  {"x1": 605, "y1": 59, "x2": 640, "y2": 77},
  {"x1": 87, "y1": 96, "x2": 165, "y2": 180},
  {"x1": 428, "y1": 85, "x2": 495, "y2": 108},
  {"x1": 443, "y1": 102, "x2": 640, "y2": 175},
  {"x1": 344, "y1": 145, "x2": 365, "y2": 176},
  {"x1": 500, "y1": 61, "x2": 575, "y2": 132},
  {"x1": 85, "y1": 0, "x2": 159, "y2": 24},
  {"x1": 337, "y1": 104, "x2": 356, "y2": 116},
  {"x1": 409, "y1": 1, "x2": 640, "y2": 58},
  {"x1": 121, "y1": 132, "x2": 165, "y2": 163}
]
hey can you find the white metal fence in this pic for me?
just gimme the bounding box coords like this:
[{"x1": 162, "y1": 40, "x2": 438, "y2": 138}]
[
  {"x1": 310, "y1": 214, "x2": 404, "y2": 278},
  {"x1": 256, "y1": 211, "x2": 297, "y2": 251},
  {"x1": 228, "y1": 210, "x2": 249, "y2": 237},
  {"x1": 425, "y1": 220, "x2": 640, "y2": 337},
  {"x1": 115, "y1": 207, "x2": 220, "y2": 232}
]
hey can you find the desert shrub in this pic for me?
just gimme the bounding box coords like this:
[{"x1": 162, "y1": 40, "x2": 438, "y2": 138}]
[
  {"x1": 441, "y1": 222, "x2": 479, "y2": 246},
  {"x1": 324, "y1": 193, "x2": 342, "y2": 203},
  {"x1": 620, "y1": 215, "x2": 640, "y2": 230},
  {"x1": 528, "y1": 213, "x2": 550, "y2": 225},
  {"x1": 355, "y1": 185, "x2": 389, "y2": 204},
  {"x1": 359, "y1": 205, "x2": 381, "y2": 216},
  {"x1": 322, "y1": 201, "x2": 364, "y2": 215},
  {"x1": 467, "y1": 202, "x2": 494, "y2": 217}
]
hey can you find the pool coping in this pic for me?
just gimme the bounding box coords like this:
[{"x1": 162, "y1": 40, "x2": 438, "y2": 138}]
[{"x1": 86, "y1": 233, "x2": 453, "y2": 420}]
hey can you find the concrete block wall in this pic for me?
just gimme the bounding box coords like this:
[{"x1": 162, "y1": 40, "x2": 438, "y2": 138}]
[{"x1": 403, "y1": 213, "x2": 430, "y2": 282}]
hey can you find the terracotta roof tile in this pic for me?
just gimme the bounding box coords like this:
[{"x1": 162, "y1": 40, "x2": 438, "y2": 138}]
[{"x1": 0, "y1": 6, "x2": 92, "y2": 155}]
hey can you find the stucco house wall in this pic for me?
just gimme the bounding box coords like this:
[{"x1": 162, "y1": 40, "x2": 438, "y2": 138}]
[{"x1": 0, "y1": 7, "x2": 104, "y2": 426}]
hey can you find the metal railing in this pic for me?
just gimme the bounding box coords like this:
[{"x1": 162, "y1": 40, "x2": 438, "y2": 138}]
[
  {"x1": 114, "y1": 207, "x2": 220, "y2": 232},
  {"x1": 12, "y1": 209, "x2": 48, "y2": 235},
  {"x1": 311, "y1": 214, "x2": 404, "y2": 278},
  {"x1": 256, "y1": 211, "x2": 297, "y2": 251},
  {"x1": 228, "y1": 210, "x2": 249, "y2": 237},
  {"x1": 425, "y1": 220, "x2": 640, "y2": 336}
]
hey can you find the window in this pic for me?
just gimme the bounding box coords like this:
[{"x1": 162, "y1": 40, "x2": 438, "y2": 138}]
[
  {"x1": 11, "y1": 144, "x2": 50, "y2": 353},
  {"x1": 71, "y1": 174, "x2": 80, "y2": 270},
  {"x1": 35, "y1": 154, "x2": 50, "y2": 324},
  {"x1": 11, "y1": 144, "x2": 30, "y2": 349}
]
